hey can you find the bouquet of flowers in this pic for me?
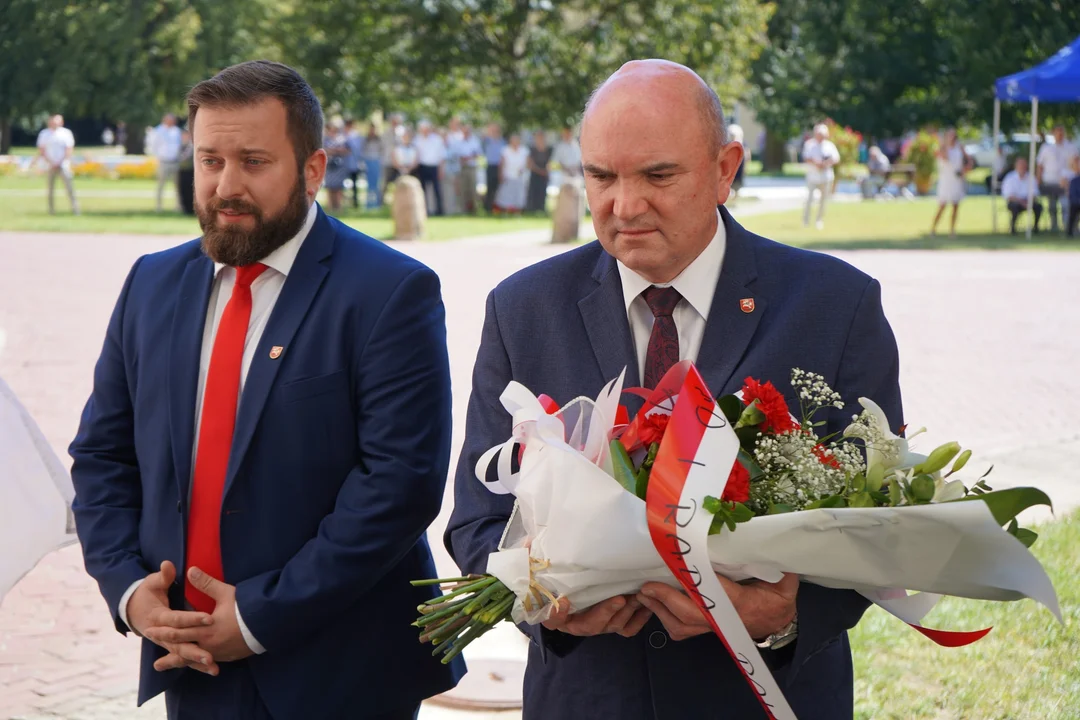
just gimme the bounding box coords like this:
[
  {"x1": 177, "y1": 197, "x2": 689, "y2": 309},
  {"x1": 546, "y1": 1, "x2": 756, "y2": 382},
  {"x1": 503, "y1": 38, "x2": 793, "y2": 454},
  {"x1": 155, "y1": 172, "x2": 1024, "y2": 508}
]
[{"x1": 414, "y1": 362, "x2": 1059, "y2": 715}]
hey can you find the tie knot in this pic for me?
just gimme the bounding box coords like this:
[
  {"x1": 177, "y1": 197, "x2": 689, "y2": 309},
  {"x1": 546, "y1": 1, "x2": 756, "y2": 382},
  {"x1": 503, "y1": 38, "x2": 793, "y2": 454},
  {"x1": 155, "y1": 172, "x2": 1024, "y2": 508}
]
[
  {"x1": 643, "y1": 286, "x2": 682, "y2": 318},
  {"x1": 234, "y1": 263, "x2": 268, "y2": 288}
]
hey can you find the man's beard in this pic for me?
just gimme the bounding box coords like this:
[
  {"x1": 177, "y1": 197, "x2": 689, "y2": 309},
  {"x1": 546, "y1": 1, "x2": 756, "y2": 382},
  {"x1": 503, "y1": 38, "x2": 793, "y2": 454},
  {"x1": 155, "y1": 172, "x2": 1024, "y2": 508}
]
[{"x1": 197, "y1": 178, "x2": 309, "y2": 267}]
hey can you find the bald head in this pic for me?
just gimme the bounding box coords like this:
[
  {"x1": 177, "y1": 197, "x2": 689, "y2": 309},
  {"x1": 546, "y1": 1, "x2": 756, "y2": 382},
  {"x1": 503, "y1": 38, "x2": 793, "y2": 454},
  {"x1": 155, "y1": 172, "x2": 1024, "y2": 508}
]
[{"x1": 583, "y1": 60, "x2": 727, "y2": 154}]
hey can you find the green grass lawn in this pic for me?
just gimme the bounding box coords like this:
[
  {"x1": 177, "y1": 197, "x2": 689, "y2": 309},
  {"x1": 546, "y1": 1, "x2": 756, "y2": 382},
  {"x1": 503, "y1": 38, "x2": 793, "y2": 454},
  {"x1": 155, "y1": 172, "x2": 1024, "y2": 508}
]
[
  {"x1": 740, "y1": 196, "x2": 1080, "y2": 251},
  {"x1": 850, "y1": 511, "x2": 1080, "y2": 719},
  {"x1": 0, "y1": 176, "x2": 552, "y2": 240}
]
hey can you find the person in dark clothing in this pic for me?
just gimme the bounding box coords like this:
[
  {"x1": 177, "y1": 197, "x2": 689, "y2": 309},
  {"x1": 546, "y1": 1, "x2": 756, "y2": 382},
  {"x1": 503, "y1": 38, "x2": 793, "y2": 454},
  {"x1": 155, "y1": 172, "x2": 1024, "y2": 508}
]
[
  {"x1": 1067, "y1": 156, "x2": 1080, "y2": 237},
  {"x1": 525, "y1": 132, "x2": 553, "y2": 213}
]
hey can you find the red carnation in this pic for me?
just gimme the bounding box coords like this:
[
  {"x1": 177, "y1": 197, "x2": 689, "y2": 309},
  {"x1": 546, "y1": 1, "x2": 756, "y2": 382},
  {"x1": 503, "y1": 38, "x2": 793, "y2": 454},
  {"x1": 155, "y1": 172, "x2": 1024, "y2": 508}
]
[
  {"x1": 722, "y1": 460, "x2": 751, "y2": 504},
  {"x1": 639, "y1": 413, "x2": 670, "y2": 447},
  {"x1": 813, "y1": 443, "x2": 841, "y2": 469},
  {"x1": 741, "y1": 377, "x2": 797, "y2": 433}
]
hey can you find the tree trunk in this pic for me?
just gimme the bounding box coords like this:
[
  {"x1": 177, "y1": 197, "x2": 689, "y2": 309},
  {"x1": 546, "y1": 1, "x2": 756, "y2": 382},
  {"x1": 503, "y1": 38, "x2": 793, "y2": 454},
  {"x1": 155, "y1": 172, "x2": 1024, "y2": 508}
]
[
  {"x1": 762, "y1": 131, "x2": 787, "y2": 172},
  {"x1": 0, "y1": 117, "x2": 11, "y2": 155}
]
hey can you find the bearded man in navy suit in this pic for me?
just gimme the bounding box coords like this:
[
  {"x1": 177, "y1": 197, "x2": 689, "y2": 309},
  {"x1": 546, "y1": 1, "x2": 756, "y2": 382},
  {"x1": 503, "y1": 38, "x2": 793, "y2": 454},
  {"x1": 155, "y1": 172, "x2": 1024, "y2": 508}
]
[
  {"x1": 70, "y1": 61, "x2": 463, "y2": 719},
  {"x1": 446, "y1": 60, "x2": 902, "y2": 719}
]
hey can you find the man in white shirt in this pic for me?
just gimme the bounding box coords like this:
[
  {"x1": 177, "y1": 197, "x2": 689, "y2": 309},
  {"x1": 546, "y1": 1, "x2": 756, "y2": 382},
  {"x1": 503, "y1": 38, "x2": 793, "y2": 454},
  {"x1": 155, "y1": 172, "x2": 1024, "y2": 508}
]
[
  {"x1": 151, "y1": 114, "x2": 184, "y2": 213},
  {"x1": 1002, "y1": 157, "x2": 1044, "y2": 234},
  {"x1": 414, "y1": 120, "x2": 447, "y2": 216},
  {"x1": 1036, "y1": 125, "x2": 1079, "y2": 232},
  {"x1": 36, "y1": 114, "x2": 80, "y2": 215},
  {"x1": 452, "y1": 124, "x2": 483, "y2": 214},
  {"x1": 802, "y1": 123, "x2": 840, "y2": 229},
  {"x1": 447, "y1": 58, "x2": 903, "y2": 720},
  {"x1": 442, "y1": 117, "x2": 465, "y2": 215},
  {"x1": 552, "y1": 127, "x2": 583, "y2": 178}
]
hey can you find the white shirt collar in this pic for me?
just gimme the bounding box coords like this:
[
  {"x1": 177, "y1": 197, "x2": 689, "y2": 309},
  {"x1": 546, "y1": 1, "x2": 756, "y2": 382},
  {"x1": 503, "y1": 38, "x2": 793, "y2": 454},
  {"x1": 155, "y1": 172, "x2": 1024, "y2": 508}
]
[
  {"x1": 213, "y1": 201, "x2": 319, "y2": 278},
  {"x1": 617, "y1": 209, "x2": 727, "y2": 321}
]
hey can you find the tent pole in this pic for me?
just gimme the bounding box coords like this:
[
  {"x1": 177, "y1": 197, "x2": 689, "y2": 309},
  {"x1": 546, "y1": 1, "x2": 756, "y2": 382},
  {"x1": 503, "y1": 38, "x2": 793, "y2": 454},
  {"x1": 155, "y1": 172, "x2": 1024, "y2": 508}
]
[
  {"x1": 1027, "y1": 97, "x2": 1038, "y2": 239},
  {"x1": 992, "y1": 98, "x2": 1000, "y2": 233}
]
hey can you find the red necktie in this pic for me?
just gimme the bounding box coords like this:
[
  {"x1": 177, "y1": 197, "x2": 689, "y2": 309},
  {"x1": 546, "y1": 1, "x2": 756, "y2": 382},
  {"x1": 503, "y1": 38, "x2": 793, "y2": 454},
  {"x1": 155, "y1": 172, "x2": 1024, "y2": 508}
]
[
  {"x1": 642, "y1": 286, "x2": 683, "y2": 390},
  {"x1": 185, "y1": 263, "x2": 268, "y2": 612}
]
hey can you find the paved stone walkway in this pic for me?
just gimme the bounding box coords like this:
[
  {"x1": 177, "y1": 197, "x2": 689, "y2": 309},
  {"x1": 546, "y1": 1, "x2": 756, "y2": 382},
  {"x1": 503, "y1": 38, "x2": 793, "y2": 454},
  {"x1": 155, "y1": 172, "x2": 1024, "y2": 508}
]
[{"x1": 1, "y1": 222, "x2": 1077, "y2": 719}]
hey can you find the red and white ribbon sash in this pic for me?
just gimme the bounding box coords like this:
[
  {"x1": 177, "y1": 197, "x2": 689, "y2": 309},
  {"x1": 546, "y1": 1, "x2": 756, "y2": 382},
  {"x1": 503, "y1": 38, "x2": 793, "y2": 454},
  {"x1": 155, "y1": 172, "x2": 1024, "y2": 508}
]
[{"x1": 642, "y1": 361, "x2": 796, "y2": 720}]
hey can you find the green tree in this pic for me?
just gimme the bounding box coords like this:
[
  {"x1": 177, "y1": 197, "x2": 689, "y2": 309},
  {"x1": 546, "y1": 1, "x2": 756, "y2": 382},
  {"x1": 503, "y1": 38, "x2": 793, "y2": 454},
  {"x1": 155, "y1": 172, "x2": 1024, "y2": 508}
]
[{"x1": 0, "y1": 0, "x2": 70, "y2": 153}]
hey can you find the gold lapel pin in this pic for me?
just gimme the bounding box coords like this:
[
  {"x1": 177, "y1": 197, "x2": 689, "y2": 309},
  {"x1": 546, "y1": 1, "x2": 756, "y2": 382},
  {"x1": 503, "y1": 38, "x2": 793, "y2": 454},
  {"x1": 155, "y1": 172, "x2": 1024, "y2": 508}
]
[
  {"x1": 269, "y1": 346, "x2": 284, "y2": 359},
  {"x1": 739, "y1": 298, "x2": 755, "y2": 314}
]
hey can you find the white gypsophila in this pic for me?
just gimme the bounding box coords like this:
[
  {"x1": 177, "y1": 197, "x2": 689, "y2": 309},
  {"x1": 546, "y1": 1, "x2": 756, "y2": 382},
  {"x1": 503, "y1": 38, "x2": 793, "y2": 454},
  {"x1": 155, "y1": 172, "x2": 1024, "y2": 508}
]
[
  {"x1": 790, "y1": 368, "x2": 844, "y2": 419},
  {"x1": 749, "y1": 430, "x2": 855, "y2": 512},
  {"x1": 843, "y1": 408, "x2": 903, "y2": 469}
]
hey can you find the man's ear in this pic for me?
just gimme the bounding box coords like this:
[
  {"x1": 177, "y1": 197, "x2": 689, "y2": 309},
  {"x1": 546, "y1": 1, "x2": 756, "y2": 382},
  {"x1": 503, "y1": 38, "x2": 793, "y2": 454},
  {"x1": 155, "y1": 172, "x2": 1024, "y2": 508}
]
[
  {"x1": 306, "y1": 149, "x2": 328, "y2": 201},
  {"x1": 715, "y1": 142, "x2": 745, "y2": 206}
]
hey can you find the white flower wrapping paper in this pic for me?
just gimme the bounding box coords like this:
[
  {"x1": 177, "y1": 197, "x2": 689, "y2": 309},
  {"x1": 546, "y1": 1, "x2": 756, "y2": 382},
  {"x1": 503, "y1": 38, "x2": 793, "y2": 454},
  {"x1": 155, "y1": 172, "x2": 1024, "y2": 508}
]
[{"x1": 480, "y1": 376, "x2": 1062, "y2": 628}]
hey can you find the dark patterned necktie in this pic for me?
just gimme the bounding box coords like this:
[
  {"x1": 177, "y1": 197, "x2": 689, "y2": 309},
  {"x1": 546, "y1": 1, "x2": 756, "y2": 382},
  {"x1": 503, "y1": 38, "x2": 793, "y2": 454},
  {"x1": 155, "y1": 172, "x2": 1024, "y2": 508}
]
[{"x1": 642, "y1": 285, "x2": 683, "y2": 389}]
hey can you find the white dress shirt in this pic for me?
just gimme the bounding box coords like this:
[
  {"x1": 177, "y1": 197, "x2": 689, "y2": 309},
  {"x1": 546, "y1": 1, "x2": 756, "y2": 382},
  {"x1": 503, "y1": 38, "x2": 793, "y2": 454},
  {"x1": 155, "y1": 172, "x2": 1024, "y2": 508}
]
[
  {"x1": 36, "y1": 127, "x2": 75, "y2": 167},
  {"x1": 1036, "y1": 141, "x2": 1079, "y2": 185},
  {"x1": 152, "y1": 125, "x2": 183, "y2": 163},
  {"x1": 415, "y1": 132, "x2": 447, "y2": 166},
  {"x1": 802, "y1": 139, "x2": 840, "y2": 185},
  {"x1": 617, "y1": 210, "x2": 727, "y2": 383},
  {"x1": 119, "y1": 202, "x2": 319, "y2": 655},
  {"x1": 1001, "y1": 170, "x2": 1038, "y2": 202}
]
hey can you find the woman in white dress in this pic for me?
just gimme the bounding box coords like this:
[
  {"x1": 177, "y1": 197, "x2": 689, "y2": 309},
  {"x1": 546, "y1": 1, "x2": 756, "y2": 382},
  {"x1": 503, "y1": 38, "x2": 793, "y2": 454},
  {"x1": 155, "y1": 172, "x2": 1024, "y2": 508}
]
[
  {"x1": 931, "y1": 128, "x2": 972, "y2": 238},
  {"x1": 494, "y1": 134, "x2": 530, "y2": 213}
]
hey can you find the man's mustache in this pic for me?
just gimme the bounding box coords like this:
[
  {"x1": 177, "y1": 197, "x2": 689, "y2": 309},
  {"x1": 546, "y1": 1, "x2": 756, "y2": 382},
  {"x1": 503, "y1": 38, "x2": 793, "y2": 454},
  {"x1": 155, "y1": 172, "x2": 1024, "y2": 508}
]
[{"x1": 206, "y1": 197, "x2": 261, "y2": 216}]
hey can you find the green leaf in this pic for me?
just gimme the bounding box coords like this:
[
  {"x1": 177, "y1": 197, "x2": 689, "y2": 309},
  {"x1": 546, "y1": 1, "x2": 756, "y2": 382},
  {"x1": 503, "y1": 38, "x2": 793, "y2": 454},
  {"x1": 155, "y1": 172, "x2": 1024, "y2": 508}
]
[
  {"x1": 702, "y1": 495, "x2": 723, "y2": 514},
  {"x1": 635, "y1": 466, "x2": 650, "y2": 500},
  {"x1": 735, "y1": 426, "x2": 761, "y2": 450},
  {"x1": 869, "y1": 490, "x2": 890, "y2": 504},
  {"x1": 955, "y1": 486, "x2": 1053, "y2": 526},
  {"x1": 768, "y1": 503, "x2": 795, "y2": 514},
  {"x1": 850, "y1": 473, "x2": 867, "y2": 493},
  {"x1": 718, "y1": 394, "x2": 745, "y2": 424},
  {"x1": 888, "y1": 478, "x2": 903, "y2": 505},
  {"x1": 848, "y1": 491, "x2": 876, "y2": 508},
  {"x1": 807, "y1": 494, "x2": 847, "y2": 510},
  {"x1": 729, "y1": 502, "x2": 755, "y2": 523},
  {"x1": 610, "y1": 439, "x2": 638, "y2": 496},
  {"x1": 1013, "y1": 528, "x2": 1039, "y2": 548}
]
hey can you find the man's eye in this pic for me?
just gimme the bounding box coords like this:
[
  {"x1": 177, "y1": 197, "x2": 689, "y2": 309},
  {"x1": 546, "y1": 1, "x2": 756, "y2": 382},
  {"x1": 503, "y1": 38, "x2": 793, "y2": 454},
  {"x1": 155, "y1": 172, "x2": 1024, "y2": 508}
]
[
  {"x1": 200, "y1": 158, "x2": 218, "y2": 167},
  {"x1": 246, "y1": 159, "x2": 263, "y2": 166},
  {"x1": 648, "y1": 173, "x2": 671, "y2": 181}
]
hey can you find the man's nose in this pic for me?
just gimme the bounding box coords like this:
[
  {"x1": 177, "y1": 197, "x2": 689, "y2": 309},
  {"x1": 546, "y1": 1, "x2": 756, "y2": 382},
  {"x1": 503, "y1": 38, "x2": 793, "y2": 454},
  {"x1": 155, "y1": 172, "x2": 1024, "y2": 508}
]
[
  {"x1": 215, "y1": 162, "x2": 246, "y2": 199},
  {"x1": 612, "y1": 179, "x2": 648, "y2": 220}
]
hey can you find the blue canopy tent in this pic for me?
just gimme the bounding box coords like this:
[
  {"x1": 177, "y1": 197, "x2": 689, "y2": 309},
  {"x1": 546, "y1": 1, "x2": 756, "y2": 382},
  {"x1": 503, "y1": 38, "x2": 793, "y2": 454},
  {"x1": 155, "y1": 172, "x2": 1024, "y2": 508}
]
[{"x1": 992, "y1": 36, "x2": 1080, "y2": 237}]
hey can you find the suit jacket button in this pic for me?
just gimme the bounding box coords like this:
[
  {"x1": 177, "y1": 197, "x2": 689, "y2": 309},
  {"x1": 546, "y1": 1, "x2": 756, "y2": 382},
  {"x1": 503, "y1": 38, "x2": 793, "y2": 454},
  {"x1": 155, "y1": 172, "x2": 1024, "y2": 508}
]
[{"x1": 649, "y1": 631, "x2": 668, "y2": 649}]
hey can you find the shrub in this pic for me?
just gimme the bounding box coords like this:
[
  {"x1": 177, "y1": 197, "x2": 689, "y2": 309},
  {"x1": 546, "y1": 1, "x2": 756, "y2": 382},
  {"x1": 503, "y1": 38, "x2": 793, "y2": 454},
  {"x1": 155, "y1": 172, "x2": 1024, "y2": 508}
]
[
  {"x1": 903, "y1": 130, "x2": 940, "y2": 180},
  {"x1": 72, "y1": 161, "x2": 111, "y2": 179},
  {"x1": 115, "y1": 159, "x2": 158, "y2": 180},
  {"x1": 824, "y1": 119, "x2": 864, "y2": 167}
]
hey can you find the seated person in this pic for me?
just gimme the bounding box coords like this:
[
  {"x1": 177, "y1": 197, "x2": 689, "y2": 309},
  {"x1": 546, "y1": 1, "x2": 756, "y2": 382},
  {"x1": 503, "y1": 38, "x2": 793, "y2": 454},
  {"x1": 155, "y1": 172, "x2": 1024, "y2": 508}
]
[
  {"x1": 1001, "y1": 157, "x2": 1043, "y2": 234},
  {"x1": 861, "y1": 146, "x2": 890, "y2": 199}
]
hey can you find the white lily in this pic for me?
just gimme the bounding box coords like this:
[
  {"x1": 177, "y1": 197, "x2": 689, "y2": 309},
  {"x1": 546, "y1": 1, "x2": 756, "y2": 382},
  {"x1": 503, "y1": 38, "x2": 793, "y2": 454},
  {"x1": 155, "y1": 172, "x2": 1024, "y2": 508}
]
[
  {"x1": 932, "y1": 477, "x2": 967, "y2": 502},
  {"x1": 844, "y1": 397, "x2": 927, "y2": 472}
]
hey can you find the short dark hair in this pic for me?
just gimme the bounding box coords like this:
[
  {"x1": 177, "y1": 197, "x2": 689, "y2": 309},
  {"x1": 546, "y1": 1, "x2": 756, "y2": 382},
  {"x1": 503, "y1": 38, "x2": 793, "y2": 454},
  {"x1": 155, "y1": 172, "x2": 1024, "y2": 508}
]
[{"x1": 187, "y1": 60, "x2": 323, "y2": 170}]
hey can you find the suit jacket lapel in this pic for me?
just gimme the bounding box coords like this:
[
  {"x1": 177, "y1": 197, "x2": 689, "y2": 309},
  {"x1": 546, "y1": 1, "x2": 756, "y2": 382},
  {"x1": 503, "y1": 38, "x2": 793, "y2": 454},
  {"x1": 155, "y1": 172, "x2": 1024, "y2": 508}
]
[
  {"x1": 696, "y1": 206, "x2": 766, "y2": 397},
  {"x1": 169, "y1": 254, "x2": 215, "y2": 505},
  {"x1": 578, "y1": 250, "x2": 640, "y2": 390},
  {"x1": 224, "y1": 208, "x2": 334, "y2": 496}
]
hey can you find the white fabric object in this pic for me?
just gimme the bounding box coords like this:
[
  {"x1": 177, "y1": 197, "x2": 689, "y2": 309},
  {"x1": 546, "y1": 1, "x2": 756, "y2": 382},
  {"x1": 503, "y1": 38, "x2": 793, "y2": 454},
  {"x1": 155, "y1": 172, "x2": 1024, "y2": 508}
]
[
  {"x1": 500, "y1": 145, "x2": 530, "y2": 180},
  {"x1": 617, "y1": 210, "x2": 726, "y2": 384},
  {"x1": 0, "y1": 376, "x2": 76, "y2": 601}
]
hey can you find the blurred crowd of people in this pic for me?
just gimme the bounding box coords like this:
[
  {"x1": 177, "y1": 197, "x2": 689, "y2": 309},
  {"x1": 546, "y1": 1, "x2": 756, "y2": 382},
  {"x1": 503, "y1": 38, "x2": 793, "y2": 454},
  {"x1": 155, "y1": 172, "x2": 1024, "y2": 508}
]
[{"x1": 321, "y1": 115, "x2": 583, "y2": 215}]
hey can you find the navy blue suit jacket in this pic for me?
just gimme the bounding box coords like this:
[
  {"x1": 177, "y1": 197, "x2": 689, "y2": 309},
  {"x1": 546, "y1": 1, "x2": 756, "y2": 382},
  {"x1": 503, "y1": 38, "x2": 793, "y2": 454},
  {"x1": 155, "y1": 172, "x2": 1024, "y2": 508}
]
[
  {"x1": 70, "y1": 208, "x2": 464, "y2": 718},
  {"x1": 445, "y1": 207, "x2": 902, "y2": 720}
]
